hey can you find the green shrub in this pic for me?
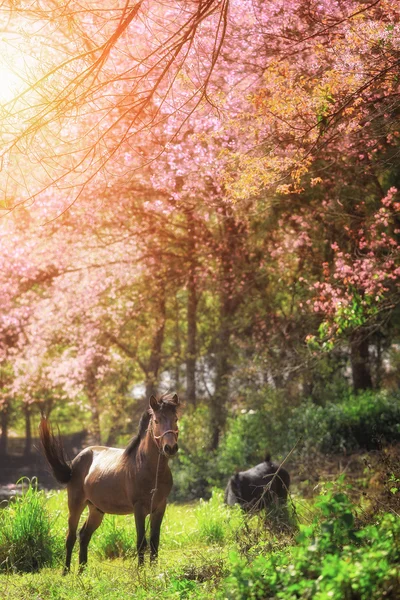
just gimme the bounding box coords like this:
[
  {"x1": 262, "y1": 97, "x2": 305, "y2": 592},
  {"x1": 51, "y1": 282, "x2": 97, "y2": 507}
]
[
  {"x1": 167, "y1": 577, "x2": 200, "y2": 599},
  {"x1": 286, "y1": 390, "x2": 400, "y2": 455},
  {"x1": 222, "y1": 489, "x2": 400, "y2": 599},
  {"x1": 171, "y1": 390, "x2": 400, "y2": 502},
  {"x1": 0, "y1": 478, "x2": 62, "y2": 572},
  {"x1": 215, "y1": 411, "x2": 283, "y2": 481},
  {"x1": 95, "y1": 515, "x2": 135, "y2": 559},
  {"x1": 170, "y1": 404, "x2": 218, "y2": 501}
]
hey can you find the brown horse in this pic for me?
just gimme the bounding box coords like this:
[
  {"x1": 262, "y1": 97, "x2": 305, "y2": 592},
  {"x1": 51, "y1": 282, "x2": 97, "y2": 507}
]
[{"x1": 39, "y1": 393, "x2": 180, "y2": 572}]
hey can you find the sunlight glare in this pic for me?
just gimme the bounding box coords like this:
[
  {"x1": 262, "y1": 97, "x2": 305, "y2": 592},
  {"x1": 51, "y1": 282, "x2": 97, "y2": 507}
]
[{"x1": 0, "y1": 42, "x2": 27, "y2": 103}]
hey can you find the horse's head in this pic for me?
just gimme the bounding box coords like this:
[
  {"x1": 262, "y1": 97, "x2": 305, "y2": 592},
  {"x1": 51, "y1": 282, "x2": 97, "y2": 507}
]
[{"x1": 149, "y1": 393, "x2": 180, "y2": 457}]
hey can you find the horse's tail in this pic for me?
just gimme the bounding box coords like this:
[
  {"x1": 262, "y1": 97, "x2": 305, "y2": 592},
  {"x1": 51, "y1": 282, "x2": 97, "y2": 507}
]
[{"x1": 39, "y1": 418, "x2": 72, "y2": 484}]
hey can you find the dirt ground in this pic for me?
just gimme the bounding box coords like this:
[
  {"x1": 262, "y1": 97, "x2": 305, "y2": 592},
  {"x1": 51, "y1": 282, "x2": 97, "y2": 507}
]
[
  {"x1": 288, "y1": 443, "x2": 400, "y2": 520},
  {"x1": 0, "y1": 431, "x2": 87, "y2": 500}
]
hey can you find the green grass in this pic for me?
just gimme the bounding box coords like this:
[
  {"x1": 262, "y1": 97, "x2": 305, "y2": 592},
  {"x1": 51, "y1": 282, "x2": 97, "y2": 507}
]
[
  {"x1": 0, "y1": 481, "x2": 398, "y2": 599},
  {"x1": 0, "y1": 486, "x2": 247, "y2": 599},
  {"x1": 0, "y1": 479, "x2": 63, "y2": 573}
]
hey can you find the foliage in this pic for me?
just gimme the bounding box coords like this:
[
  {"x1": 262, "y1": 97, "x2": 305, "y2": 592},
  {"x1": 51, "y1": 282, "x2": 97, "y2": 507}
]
[
  {"x1": 222, "y1": 492, "x2": 400, "y2": 600},
  {"x1": 169, "y1": 390, "x2": 400, "y2": 500},
  {"x1": 195, "y1": 489, "x2": 244, "y2": 545},
  {"x1": 286, "y1": 390, "x2": 400, "y2": 456},
  {"x1": 170, "y1": 401, "x2": 279, "y2": 501},
  {"x1": 214, "y1": 389, "x2": 290, "y2": 479},
  {"x1": 0, "y1": 0, "x2": 399, "y2": 511},
  {"x1": 170, "y1": 404, "x2": 219, "y2": 501},
  {"x1": 0, "y1": 479, "x2": 62, "y2": 573},
  {"x1": 95, "y1": 516, "x2": 135, "y2": 559},
  {"x1": 0, "y1": 484, "x2": 399, "y2": 599}
]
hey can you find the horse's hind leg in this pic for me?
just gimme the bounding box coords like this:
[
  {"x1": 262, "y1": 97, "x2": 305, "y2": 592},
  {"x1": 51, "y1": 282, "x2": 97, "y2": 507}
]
[
  {"x1": 64, "y1": 500, "x2": 86, "y2": 574},
  {"x1": 78, "y1": 504, "x2": 104, "y2": 572}
]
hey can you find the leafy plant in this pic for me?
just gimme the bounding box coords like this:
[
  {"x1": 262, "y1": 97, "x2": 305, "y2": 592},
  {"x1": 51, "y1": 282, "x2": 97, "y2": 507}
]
[
  {"x1": 0, "y1": 478, "x2": 62, "y2": 572},
  {"x1": 222, "y1": 490, "x2": 400, "y2": 600},
  {"x1": 286, "y1": 390, "x2": 400, "y2": 456},
  {"x1": 95, "y1": 515, "x2": 135, "y2": 559}
]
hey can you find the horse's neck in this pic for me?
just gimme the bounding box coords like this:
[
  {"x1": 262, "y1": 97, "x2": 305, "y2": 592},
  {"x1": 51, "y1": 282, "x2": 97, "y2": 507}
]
[{"x1": 136, "y1": 432, "x2": 169, "y2": 474}]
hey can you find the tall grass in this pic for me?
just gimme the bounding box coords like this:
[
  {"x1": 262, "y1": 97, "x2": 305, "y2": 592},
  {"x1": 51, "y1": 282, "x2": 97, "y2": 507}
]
[
  {"x1": 195, "y1": 490, "x2": 244, "y2": 544},
  {"x1": 0, "y1": 478, "x2": 62, "y2": 572},
  {"x1": 95, "y1": 515, "x2": 136, "y2": 559}
]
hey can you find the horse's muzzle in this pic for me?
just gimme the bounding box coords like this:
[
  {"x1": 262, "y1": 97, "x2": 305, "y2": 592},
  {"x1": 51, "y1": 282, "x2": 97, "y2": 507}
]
[{"x1": 163, "y1": 443, "x2": 179, "y2": 457}]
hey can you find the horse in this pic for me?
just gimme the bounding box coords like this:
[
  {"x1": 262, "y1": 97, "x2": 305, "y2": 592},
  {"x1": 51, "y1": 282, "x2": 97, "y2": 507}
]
[
  {"x1": 39, "y1": 392, "x2": 180, "y2": 573},
  {"x1": 224, "y1": 452, "x2": 290, "y2": 514}
]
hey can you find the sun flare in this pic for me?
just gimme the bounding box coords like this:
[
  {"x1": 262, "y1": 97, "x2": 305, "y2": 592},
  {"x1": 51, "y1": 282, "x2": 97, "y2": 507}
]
[
  {"x1": 0, "y1": 64, "x2": 23, "y2": 102},
  {"x1": 0, "y1": 39, "x2": 31, "y2": 104}
]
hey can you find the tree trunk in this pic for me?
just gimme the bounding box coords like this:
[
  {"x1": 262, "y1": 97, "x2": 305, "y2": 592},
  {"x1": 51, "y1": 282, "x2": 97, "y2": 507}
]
[
  {"x1": 350, "y1": 330, "x2": 373, "y2": 391},
  {"x1": 209, "y1": 210, "x2": 245, "y2": 449},
  {"x1": 173, "y1": 295, "x2": 181, "y2": 392},
  {"x1": 0, "y1": 400, "x2": 9, "y2": 456},
  {"x1": 86, "y1": 365, "x2": 101, "y2": 444},
  {"x1": 144, "y1": 292, "x2": 166, "y2": 399},
  {"x1": 210, "y1": 205, "x2": 246, "y2": 450},
  {"x1": 210, "y1": 317, "x2": 231, "y2": 450},
  {"x1": 186, "y1": 268, "x2": 197, "y2": 405},
  {"x1": 186, "y1": 211, "x2": 197, "y2": 405},
  {"x1": 23, "y1": 404, "x2": 32, "y2": 457}
]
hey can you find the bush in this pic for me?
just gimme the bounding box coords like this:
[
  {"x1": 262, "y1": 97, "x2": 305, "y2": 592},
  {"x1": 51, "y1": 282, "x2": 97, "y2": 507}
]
[
  {"x1": 0, "y1": 478, "x2": 62, "y2": 572},
  {"x1": 286, "y1": 390, "x2": 400, "y2": 455},
  {"x1": 170, "y1": 404, "x2": 218, "y2": 501},
  {"x1": 214, "y1": 411, "x2": 283, "y2": 483},
  {"x1": 222, "y1": 489, "x2": 400, "y2": 599},
  {"x1": 172, "y1": 389, "x2": 289, "y2": 499},
  {"x1": 171, "y1": 390, "x2": 400, "y2": 502},
  {"x1": 95, "y1": 515, "x2": 135, "y2": 559}
]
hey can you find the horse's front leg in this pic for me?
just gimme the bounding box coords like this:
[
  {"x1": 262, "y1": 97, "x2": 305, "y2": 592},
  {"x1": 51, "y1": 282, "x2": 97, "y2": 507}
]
[
  {"x1": 150, "y1": 500, "x2": 167, "y2": 563},
  {"x1": 134, "y1": 505, "x2": 147, "y2": 567}
]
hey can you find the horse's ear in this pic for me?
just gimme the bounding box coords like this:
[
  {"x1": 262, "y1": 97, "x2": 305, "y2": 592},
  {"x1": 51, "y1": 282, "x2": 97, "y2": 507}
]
[
  {"x1": 149, "y1": 395, "x2": 158, "y2": 411},
  {"x1": 172, "y1": 393, "x2": 180, "y2": 405}
]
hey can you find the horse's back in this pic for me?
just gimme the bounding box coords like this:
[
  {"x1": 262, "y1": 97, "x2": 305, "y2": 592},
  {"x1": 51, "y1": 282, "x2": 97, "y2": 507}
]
[
  {"x1": 243, "y1": 461, "x2": 290, "y2": 498},
  {"x1": 225, "y1": 460, "x2": 290, "y2": 509},
  {"x1": 71, "y1": 446, "x2": 124, "y2": 478}
]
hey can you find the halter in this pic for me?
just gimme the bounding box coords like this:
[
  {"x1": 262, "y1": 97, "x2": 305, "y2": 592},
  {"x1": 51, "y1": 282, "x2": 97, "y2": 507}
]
[{"x1": 151, "y1": 418, "x2": 179, "y2": 451}]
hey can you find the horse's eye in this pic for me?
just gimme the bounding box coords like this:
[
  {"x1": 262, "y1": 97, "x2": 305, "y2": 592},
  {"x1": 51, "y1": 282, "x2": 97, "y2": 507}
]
[{"x1": 154, "y1": 420, "x2": 159, "y2": 424}]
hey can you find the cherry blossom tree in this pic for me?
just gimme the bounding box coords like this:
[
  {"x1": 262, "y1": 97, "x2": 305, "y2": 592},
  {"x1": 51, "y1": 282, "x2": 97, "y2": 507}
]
[{"x1": 0, "y1": 0, "x2": 399, "y2": 451}]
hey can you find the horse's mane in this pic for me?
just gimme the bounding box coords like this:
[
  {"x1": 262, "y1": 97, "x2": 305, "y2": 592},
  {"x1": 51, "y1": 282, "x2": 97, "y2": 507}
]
[{"x1": 123, "y1": 410, "x2": 151, "y2": 457}]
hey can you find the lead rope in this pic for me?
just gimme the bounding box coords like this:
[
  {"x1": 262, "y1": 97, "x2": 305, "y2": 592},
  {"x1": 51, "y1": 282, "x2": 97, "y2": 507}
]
[
  {"x1": 149, "y1": 424, "x2": 178, "y2": 518},
  {"x1": 144, "y1": 423, "x2": 170, "y2": 553},
  {"x1": 135, "y1": 420, "x2": 179, "y2": 565},
  {"x1": 149, "y1": 450, "x2": 162, "y2": 517}
]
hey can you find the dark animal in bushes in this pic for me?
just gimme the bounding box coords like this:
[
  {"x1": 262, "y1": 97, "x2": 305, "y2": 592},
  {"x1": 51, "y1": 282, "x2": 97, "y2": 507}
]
[
  {"x1": 39, "y1": 393, "x2": 180, "y2": 572},
  {"x1": 224, "y1": 453, "x2": 290, "y2": 512}
]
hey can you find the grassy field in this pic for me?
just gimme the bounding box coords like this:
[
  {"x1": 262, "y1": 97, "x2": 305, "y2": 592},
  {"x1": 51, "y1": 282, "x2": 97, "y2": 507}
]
[
  {"x1": 0, "y1": 479, "x2": 399, "y2": 599},
  {"x1": 0, "y1": 486, "x2": 267, "y2": 600}
]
